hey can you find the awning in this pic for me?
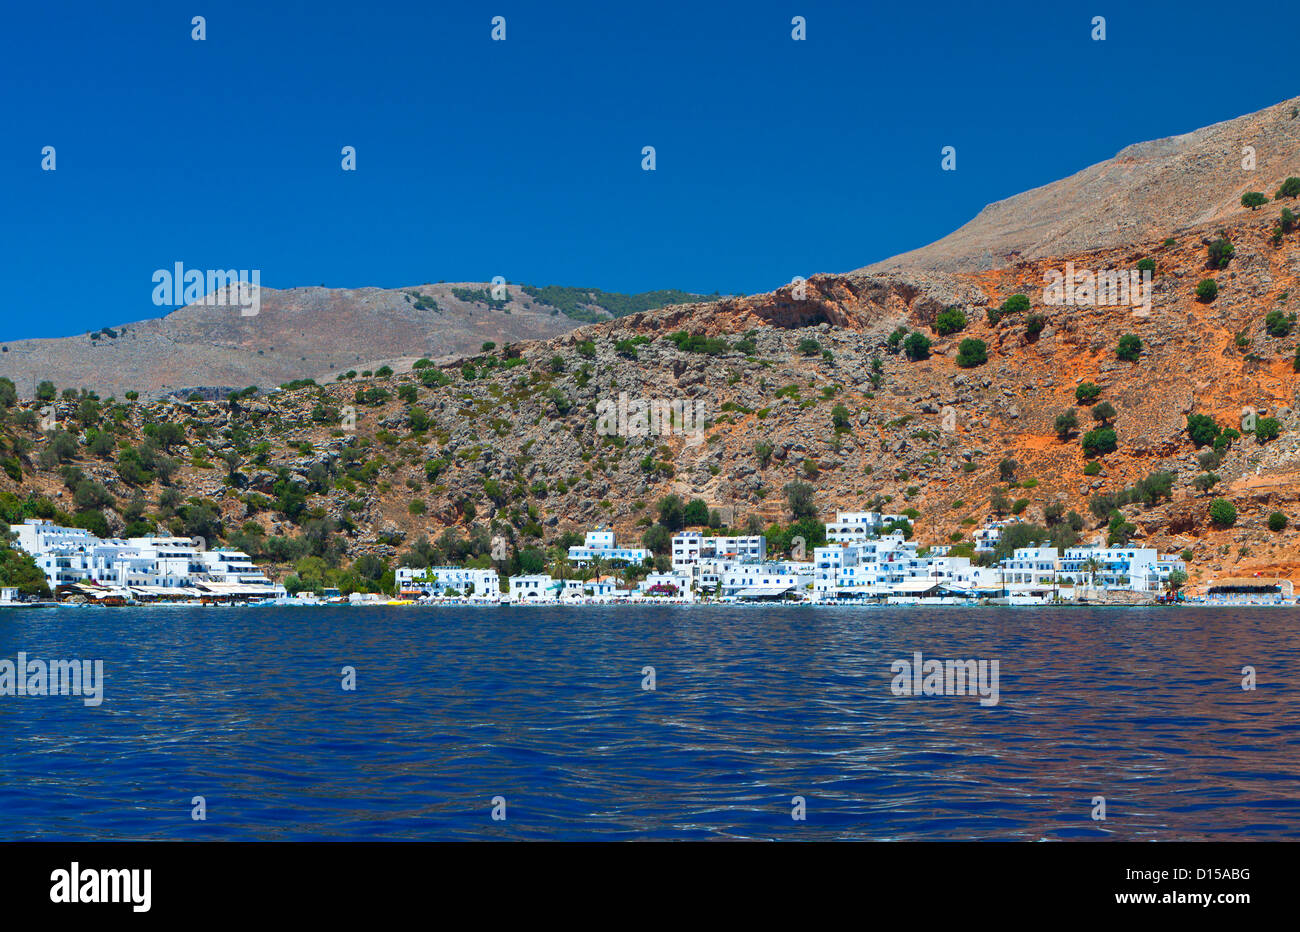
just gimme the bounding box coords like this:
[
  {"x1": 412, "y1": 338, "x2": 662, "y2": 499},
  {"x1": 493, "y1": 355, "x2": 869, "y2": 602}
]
[
  {"x1": 195, "y1": 582, "x2": 282, "y2": 596},
  {"x1": 128, "y1": 586, "x2": 204, "y2": 597},
  {"x1": 891, "y1": 580, "x2": 944, "y2": 593},
  {"x1": 1207, "y1": 577, "x2": 1285, "y2": 590},
  {"x1": 735, "y1": 585, "x2": 794, "y2": 597}
]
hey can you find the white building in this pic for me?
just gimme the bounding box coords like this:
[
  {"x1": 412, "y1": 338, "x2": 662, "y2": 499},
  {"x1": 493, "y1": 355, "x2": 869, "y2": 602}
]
[
  {"x1": 581, "y1": 575, "x2": 619, "y2": 598},
  {"x1": 824, "y1": 512, "x2": 904, "y2": 544},
  {"x1": 396, "y1": 565, "x2": 500, "y2": 598},
  {"x1": 974, "y1": 518, "x2": 1021, "y2": 553},
  {"x1": 508, "y1": 573, "x2": 559, "y2": 601},
  {"x1": 9, "y1": 520, "x2": 283, "y2": 598},
  {"x1": 812, "y1": 532, "x2": 921, "y2": 599},
  {"x1": 722, "y1": 561, "x2": 814, "y2": 600},
  {"x1": 10, "y1": 519, "x2": 100, "y2": 555},
  {"x1": 567, "y1": 529, "x2": 651, "y2": 567},
  {"x1": 670, "y1": 532, "x2": 766, "y2": 572},
  {"x1": 1058, "y1": 546, "x2": 1186, "y2": 592},
  {"x1": 637, "y1": 571, "x2": 692, "y2": 598}
]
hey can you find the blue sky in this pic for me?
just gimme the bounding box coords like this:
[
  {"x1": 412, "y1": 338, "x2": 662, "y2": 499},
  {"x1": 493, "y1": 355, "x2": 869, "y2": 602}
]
[{"x1": 1, "y1": 0, "x2": 1295, "y2": 340}]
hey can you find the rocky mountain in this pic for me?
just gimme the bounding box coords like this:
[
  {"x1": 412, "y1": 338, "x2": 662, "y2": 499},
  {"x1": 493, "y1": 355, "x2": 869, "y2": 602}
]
[
  {"x1": 0, "y1": 282, "x2": 717, "y2": 400},
  {"x1": 866, "y1": 95, "x2": 1300, "y2": 273}
]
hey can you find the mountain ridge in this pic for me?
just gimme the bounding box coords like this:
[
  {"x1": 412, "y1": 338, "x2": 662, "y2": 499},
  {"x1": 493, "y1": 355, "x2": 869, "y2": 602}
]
[
  {"x1": 0, "y1": 282, "x2": 719, "y2": 399},
  {"x1": 864, "y1": 95, "x2": 1300, "y2": 273}
]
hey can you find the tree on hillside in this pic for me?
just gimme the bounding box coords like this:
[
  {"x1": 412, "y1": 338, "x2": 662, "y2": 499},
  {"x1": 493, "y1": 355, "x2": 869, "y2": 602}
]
[
  {"x1": 784, "y1": 481, "x2": 816, "y2": 521},
  {"x1": 1207, "y1": 237, "x2": 1235, "y2": 269},
  {"x1": 934, "y1": 307, "x2": 967, "y2": 336},
  {"x1": 1186, "y1": 413, "x2": 1220, "y2": 447},
  {"x1": 1054, "y1": 409, "x2": 1078, "y2": 440},
  {"x1": 1090, "y1": 401, "x2": 1117, "y2": 425},
  {"x1": 955, "y1": 338, "x2": 987, "y2": 368},
  {"x1": 903, "y1": 332, "x2": 931, "y2": 360},
  {"x1": 1208, "y1": 498, "x2": 1237, "y2": 527},
  {"x1": 1075, "y1": 382, "x2": 1102, "y2": 405},
  {"x1": 656, "y1": 495, "x2": 685, "y2": 531}
]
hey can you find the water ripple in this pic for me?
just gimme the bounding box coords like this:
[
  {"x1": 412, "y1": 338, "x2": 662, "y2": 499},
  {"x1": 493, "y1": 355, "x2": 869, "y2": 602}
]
[{"x1": 1, "y1": 604, "x2": 1298, "y2": 839}]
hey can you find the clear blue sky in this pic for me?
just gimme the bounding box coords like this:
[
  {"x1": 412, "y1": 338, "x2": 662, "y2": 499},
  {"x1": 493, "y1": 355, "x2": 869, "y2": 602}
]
[{"x1": 2, "y1": 0, "x2": 1295, "y2": 340}]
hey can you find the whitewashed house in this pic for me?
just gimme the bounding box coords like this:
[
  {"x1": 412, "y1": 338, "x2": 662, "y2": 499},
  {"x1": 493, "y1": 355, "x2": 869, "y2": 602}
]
[
  {"x1": 637, "y1": 571, "x2": 692, "y2": 599},
  {"x1": 669, "y1": 531, "x2": 766, "y2": 572},
  {"x1": 824, "y1": 512, "x2": 903, "y2": 544},
  {"x1": 396, "y1": 566, "x2": 500, "y2": 598},
  {"x1": 1058, "y1": 546, "x2": 1185, "y2": 592},
  {"x1": 722, "y1": 561, "x2": 814, "y2": 600},
  {"x1": 508, "y1": 573, "x2": 558, "y2": 601},
  {"x1": 567, "y1": 529, "x2": 651, "y2": 567}
]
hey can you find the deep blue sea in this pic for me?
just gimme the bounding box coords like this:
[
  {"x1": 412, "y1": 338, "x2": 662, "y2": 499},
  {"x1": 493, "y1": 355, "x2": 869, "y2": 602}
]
[{"x1": 1, "y1": 604, "x2": 1298, "y2": 840}]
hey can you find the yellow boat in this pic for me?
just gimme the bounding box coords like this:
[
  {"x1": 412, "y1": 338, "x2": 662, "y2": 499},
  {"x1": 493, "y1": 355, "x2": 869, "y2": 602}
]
[{"x1": 386, "y1": 599, "x2": 415, "y2": 606}]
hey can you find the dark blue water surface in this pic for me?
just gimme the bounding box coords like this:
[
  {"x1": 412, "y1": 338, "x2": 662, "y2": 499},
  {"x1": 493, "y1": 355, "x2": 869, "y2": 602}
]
[{"x1": 2, "y1": 604, "x2": 1298, "y2": 840}]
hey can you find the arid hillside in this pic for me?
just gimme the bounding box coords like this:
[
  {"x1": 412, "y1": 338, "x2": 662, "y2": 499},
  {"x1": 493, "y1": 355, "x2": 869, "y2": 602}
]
[
  {"x1": 0, "y1": 282, "x2": 716, "y2": 400},
  {"x1": 4, "y1": 201, "x2": 1300, "y2": 593},
  {"x1": 866, "y1": 95, "x2": 1300, "y2": 273}
]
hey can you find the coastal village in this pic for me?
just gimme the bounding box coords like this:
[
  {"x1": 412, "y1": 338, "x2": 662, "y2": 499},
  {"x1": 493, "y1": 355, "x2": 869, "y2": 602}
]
[
  {"x1": 5, "y1": 104, "x2": 1300, "y2": 611},
  {"x1": 6, "y1": 512, "x2": 1289, "y2": 607}
]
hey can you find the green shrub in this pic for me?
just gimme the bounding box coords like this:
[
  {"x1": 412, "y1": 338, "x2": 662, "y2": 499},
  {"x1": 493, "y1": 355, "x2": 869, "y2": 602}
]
[
  {"x1": 934, "y1": 307, "x2": 967, "y2": 336},
  {"x1": 1136, "y1": 257, "x2": 1156, "y2": 276},
  {"x1": 1192, "y1": 473, "x2": 1220, "y2": 493},
  {"x1": 954, "y1": 338, "x2": 987, "y2": 368},
  {"x1": 1083, "y1": 461, "x2": 1101, "y2": 476},
  {"x1": 1082, "y1": 427, "x2": 1118, "y2": 457},
  {"x1": 1001, "y1": 293, "x2": 1030, "y2": 315},
  {"x1": 1075, "y1": 382, "x2": 1101, "y2": 405},
  {"x1": 1090, "y1": 401, "x2": 1117, "y2": 424},
  {"x1": 1242, "y1": 192, "x2": 1269, "y2": 209},
  {"x1": 1196, "y1": 278, "x2": 1218, "y2": 302},
  {"x1": 1266, "y1": 310, "x2": 1296, "y2": 337},
  {"x1": 1207, "y1": 238, "x2": 1235, "y2": 269},
  {"x1": 1116, "y1": 334, "x2": 1142, "y2": 361},
  {"x1": 903, "y1": 332, "x2": 931, "y2": 360},
  {"x1": 1208, "y1": 498, "x2": 1237, "y2": 527},
  {"x1": 1275, "y1": 177, "x2": 1300, "y2": 199},
  {"x1": 1186, "y1": 413, "x2": 1220, "y2": 448},
  {"x1": 1213, "y1": 427, "x2": 1239, "y2": 453},
  {"x1": 1054, "y1": 409, "x2": 1078, "y2": 440},
  {"x1": 1025, "y1": 314, "x2": 1046, "y2": 339},
  {"x1": 668, "y1": 331, "x2": 729, "y2": 355},
  {"x1": 1256, "y1": 416, "x2": 1281, "y2": 442},
  {"x1": 1268, "y1": 511, "x2": 1288, "y2": 532}
]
